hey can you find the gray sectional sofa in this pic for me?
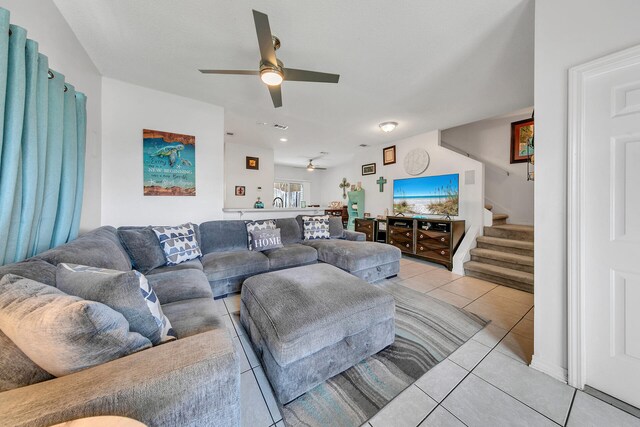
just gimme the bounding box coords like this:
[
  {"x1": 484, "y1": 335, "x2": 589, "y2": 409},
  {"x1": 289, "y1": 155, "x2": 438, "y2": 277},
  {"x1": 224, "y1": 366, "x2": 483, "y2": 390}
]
[{"x1": 0, "y1": 215, "x2": 400, "y2": 426}]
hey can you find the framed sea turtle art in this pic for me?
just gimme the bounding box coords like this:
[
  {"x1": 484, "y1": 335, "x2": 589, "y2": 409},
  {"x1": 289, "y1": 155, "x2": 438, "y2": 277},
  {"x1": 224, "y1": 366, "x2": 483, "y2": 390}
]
[{"x1": 143, "y1": 129, "x2": 196, "y2": 196}]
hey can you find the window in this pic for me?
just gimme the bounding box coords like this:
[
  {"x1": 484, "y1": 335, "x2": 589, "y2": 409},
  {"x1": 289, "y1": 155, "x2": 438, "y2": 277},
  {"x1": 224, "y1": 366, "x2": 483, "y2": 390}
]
[{"x1": 274, "y1": 181, "x2": 305, "y2": 208}]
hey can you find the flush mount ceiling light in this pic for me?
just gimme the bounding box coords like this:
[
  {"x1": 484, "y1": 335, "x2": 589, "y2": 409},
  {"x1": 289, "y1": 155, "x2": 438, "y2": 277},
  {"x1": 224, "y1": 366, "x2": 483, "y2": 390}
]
[
  {"x1": 280, "y1": 138, "x2": 288, "y2": 142},
  {"x1": 379, "y1": 121, "x2": 398, "y2": 133}
]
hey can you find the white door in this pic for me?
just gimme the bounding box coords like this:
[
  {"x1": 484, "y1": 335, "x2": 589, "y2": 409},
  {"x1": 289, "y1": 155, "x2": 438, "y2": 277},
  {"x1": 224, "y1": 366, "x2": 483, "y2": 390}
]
[{"x1": 576, "y1": 46, "x2": 640, "y2": 408}]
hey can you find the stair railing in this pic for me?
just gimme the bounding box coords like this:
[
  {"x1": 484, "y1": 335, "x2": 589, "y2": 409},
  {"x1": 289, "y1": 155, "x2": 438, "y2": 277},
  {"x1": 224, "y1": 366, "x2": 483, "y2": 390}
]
[{"x1": 440, "y1": 140, "x2": 511, "y2": 177}]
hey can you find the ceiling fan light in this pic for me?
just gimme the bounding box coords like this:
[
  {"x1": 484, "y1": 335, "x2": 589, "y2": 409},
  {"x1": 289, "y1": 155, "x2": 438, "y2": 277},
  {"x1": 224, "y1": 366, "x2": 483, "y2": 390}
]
[
  {"x1": 261, "y1": 69, "x2": 283, "y2": 86},
  {"x1": 379, "y1": 121, "x2": 398, "y2": 133}
]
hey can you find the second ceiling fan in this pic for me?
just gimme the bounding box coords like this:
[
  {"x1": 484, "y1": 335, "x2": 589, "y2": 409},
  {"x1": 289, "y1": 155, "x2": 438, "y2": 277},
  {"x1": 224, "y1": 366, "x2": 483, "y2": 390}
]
[{"x1": 199, "y1": 10, "x2": 340, "y2": 108}]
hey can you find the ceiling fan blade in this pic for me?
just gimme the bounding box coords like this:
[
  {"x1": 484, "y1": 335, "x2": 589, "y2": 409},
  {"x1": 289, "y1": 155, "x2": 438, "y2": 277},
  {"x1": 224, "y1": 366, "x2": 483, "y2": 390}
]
[
  {"x1": 252, "y1": 10, "x2": 277, "y2": 66},
  {"x1": 268, "y1": 85, "x2": 282, "y2": 108},
  {"x1": 199, "y1": 69, "x2": 259, "y2": 75},
  {"x1": 283, "y1": 68, "x2": 340, "y2": 83}
]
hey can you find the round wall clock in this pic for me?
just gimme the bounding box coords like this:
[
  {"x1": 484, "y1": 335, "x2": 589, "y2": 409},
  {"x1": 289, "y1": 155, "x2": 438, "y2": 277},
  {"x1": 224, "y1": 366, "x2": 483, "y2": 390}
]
[{"x1": 404, "y1": 148, "x2": 430, "y2": 175}]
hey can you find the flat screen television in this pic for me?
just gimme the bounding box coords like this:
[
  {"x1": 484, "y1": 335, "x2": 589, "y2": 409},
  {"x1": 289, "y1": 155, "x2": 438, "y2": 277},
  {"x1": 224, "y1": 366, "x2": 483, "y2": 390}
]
[{"x1": 393, "y1": 173, "x2": 460, "y2": 216}]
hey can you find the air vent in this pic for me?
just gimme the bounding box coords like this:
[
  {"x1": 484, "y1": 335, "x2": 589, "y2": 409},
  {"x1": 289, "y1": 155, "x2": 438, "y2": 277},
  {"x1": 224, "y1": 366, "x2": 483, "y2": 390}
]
[
  {"x1": 226, "y1": 132, "x2": 234, "y2": 136},
  {"x1": 320, "y1": 151, "x2": 329, "y2": 155},
  {"x1": 273, "y1": 123, "x2": 289, "y2": 130},
  {"x1": 359, "y1": 144, "x2": 369, "y2": 147}
]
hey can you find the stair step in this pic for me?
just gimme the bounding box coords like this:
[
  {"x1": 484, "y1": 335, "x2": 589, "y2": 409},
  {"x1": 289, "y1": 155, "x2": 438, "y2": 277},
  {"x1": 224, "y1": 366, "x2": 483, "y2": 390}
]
[
  {"x1": 492, "y1": 213, "x2": 508, "y2": 226},
  {"x1": 484, "y1": 224, "x2": 534, "y2": 242},
  {"x1": 476, "y1": 236, "x2": 534, "y2": 256},
  {"x1": 485, "y1": 203, "x2": 493, "y2": 211},
  {"x1": 464, "y1": 261, "x2": 534, "y2": 293},
  {"x1": 470, "y1": 248, "x2": 534, "y2": 273}
]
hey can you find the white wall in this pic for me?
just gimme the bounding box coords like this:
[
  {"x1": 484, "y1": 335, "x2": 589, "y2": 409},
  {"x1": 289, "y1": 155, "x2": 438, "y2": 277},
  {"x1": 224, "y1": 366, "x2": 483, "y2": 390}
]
[
  {"x1": 534, "y1": 0, "x2": 640, "y2": 381},
  {"x1": 321, "y1": 130, "x2": 484, "y2": 232},
  {"x1": 224, "y1": 143, "x2": 274, "y2": 209},
  {"x1": 274, "y1": 164, "x2": 325, "y2": 206},
  {"x1": 3, "y1": 0, "x2": 102, "y2": 232},
  {"x1": 441, "y1": 108, "x2": 535, "y2": 225},
  {"x1": 101, "y1": 78, "x2": 224, "y2": 226}
]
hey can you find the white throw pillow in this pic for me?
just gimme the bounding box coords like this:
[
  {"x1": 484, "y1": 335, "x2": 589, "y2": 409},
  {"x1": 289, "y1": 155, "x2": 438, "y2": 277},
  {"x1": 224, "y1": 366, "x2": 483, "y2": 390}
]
[{"x1": 302, "y1": 215, "x2": 331, "y2": 240}]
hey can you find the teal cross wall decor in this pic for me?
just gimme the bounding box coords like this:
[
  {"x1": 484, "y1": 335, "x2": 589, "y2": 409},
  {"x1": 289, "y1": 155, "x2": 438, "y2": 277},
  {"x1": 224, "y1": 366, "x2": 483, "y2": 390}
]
[{"x1": 376, "y1": 176, "x2": 387, "y2": 192}]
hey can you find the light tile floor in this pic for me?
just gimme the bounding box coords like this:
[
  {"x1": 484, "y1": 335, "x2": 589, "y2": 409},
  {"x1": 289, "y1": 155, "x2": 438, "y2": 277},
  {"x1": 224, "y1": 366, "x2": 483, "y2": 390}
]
[{"x1": 222, "y1": 256, "x2": 640, "y2": 427}]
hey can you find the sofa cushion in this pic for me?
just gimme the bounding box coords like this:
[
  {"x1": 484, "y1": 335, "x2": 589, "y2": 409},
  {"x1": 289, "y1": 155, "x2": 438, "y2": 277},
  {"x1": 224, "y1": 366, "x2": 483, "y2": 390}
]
[
  {"x1": 0, "y1": 259, "x2": 56, "y2": 286},
  {"x1": 245, "y1": 220, "x2": 276, "y2": 250},
  {"x1": 0, "y1": 329, "x2": 53, "y2": 392},
  {"x1": 162, "y1": 298, "x2": 225, "y2": 338},
  {"x1": 152, "y1": 223, "x2": 202, "y2": 266},
  {"x1": 146, "y1": 269, "x2": 213, "y2": 305},
  {"x1": 117, "y1": 226, "x2": 166, "y2": 273},
  {"x1": 303, "y1": 240, "x2": 402, "y2": 272},
  {"x1": 275, "y1": 218, "x2": 302, "y2": 244},
  {"x1": 251, "y1": 228, "x2": 283, "y2": 252},
  {"x1": 35, "y1": 226, "x2": 131, "y2": 271},
  {"x1": 201, "y1": 251, "x2": 270, "y2": 282},
  {"x1": 146, "y1": 258, "x2": 203, "y2": 275},
  {"x1": 56, "y1": 264, "x2": 176, "y2": 344},
  {"x1": 199, "y1": 220, "x2": 248, "y2": 254},
  {"x1": 328, "y1": 216, "x2": 345, "y2": 239},
  {"x1": 264, "y1": 244, "x2": 318, "y2": 270},
  {"x1": 0, "y1": 274, "x2": 151, "y2": 377}
]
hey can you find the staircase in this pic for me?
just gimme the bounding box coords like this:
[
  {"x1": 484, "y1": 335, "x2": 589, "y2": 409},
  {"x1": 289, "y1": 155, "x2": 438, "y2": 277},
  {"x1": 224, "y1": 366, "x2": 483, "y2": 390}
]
[{"x1": 464, "y1": 224, "x2": 534, "y2": 293}]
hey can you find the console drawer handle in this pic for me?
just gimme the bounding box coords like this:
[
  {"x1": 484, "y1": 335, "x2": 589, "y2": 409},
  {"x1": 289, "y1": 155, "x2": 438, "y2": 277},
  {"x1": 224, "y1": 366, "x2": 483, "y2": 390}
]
[
  {"x1": 440, "y1": 237, "x2": 445, "y2": 242},
  {"x1": 405, "y1": 232, "x2": 410, "y2": 237},
  {"x1": 390, "y1": 240, "x2": 394, "y2": 244},
  {"x1": 420, "y1": 246, "x2": 424, "y2": 251},
  {"x1": 440, "y1": 250, "x2": 446, "y2": 255},
  {"x1": 406, "y1": 244, "x2": 410, "y2": 248}
]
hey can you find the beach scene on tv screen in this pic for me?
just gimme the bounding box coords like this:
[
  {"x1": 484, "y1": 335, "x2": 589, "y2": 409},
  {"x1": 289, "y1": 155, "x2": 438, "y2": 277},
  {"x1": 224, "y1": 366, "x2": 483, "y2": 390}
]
[{"x1": 393, "y1": 174, "x2": 459, "y2": 216}]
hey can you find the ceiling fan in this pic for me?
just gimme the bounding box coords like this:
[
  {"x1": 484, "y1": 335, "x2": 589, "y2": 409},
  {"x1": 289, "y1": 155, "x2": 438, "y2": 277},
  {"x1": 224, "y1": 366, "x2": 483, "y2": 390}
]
[
  {"x1": 199, "y1": 10, "x2": 340, "y2": 108},
  {"x1": 306, "y1": 158, "x2": 327, "y2": 171}
]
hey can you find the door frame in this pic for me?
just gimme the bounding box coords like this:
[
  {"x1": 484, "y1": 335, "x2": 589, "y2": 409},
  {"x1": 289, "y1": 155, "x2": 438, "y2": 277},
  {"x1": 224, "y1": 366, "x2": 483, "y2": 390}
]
[{"x1": 567, "y1": 44, "x2": 640, "y2": 389}]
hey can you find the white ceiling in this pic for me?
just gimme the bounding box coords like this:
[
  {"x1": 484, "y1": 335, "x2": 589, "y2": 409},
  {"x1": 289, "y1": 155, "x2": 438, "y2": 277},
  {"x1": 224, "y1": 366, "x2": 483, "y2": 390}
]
[{"x1": 54, "y1": 0, "x2": 534, "y2": 168}]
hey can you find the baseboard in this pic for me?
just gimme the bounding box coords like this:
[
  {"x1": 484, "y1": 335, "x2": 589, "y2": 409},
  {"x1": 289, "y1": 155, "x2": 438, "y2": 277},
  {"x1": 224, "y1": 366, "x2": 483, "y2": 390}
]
[{"x1": 530, "y1": 355, "x2": 568, "y2": 383}]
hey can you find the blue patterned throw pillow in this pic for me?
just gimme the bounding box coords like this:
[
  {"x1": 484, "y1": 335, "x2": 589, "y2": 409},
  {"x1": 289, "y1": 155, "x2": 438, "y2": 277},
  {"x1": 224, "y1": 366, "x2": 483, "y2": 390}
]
[
  {"x1": 302, "y1": 215, "x2": 331, "y2": 240},
  {"x1": 152, "y1": 223, "x2": 202, "y2": 266},
  {"x1": 245, "y1": 219, "x2": 276, "y2": 250}
]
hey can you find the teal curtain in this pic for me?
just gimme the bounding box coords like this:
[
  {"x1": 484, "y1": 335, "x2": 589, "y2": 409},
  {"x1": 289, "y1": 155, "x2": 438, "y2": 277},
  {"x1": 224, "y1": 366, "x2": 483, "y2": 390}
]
[{"x1": 0, "y1": 8, "x2": 87, "y2": 265}]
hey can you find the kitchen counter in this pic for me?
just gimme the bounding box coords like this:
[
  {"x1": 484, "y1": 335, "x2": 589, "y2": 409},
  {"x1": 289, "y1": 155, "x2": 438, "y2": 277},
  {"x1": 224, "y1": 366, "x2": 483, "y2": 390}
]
[{"x1": 222, "y1": 207, "x2": 326, "y2": 220}]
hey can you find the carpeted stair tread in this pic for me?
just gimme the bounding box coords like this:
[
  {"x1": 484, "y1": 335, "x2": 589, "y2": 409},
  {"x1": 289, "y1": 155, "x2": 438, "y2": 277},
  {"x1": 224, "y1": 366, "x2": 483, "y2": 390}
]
[
  {"x1": 470, "y1": 248, "x2": 533, "y2": 266},
  {"x1": 484, "y1": 224, "x2": 534, "y2": 241},
  {"x1": 492, "y1": 214, "x2": 508, "y2": 220},
  {"x1": 485, "y1": 203, "x2": 493, "y2": 211},
  {"x1": 492, "y1": 213, "x2": 508, "y2": 226},
  {"x1": 463, "y1": 261, "x2": 534, "y2": 285},
  {"x1": 476, "y1": 236, "x2": 534, "y2": 250}
]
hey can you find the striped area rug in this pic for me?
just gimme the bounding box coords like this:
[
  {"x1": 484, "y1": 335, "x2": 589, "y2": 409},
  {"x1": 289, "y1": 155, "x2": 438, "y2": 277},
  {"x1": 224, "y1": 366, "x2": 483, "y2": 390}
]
[{"x1": 280, "y1": 280, "x2": 487, "y2": 427}]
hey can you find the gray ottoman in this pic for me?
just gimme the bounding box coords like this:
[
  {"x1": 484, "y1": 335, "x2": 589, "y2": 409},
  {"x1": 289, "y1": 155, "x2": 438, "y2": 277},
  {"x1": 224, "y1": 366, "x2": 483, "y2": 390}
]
[{"x1": 240, "y1": 263, "x2": 395, "y2": 404}]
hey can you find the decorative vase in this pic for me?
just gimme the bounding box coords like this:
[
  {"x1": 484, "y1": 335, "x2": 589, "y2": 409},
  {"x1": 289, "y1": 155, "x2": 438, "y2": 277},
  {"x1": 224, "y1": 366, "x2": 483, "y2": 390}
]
[{"x1": 254, "y1": 197, "x2": 264, "y2": 209}]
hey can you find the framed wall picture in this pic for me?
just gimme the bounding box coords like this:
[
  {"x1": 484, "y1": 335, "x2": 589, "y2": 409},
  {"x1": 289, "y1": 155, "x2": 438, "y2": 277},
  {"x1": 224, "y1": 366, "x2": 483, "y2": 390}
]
[
  {"x1": 235, "y1": 186, "x2": 246, "y2": 196},
  {"x1": 246, "y1": 156, "x2": 259, "y2": 170},
  {"x1": 510, "y1": 118, "x2": 534, "y2": 164},
  {"x1": 142, "y1": 129, "x2": 196, "y2": 196},
  {"x1": 362, "y1": 163, "x2": 376, "y2": 175},
  {"x1": 383, "y1": 145, "x2": 396, "y2": 165}
]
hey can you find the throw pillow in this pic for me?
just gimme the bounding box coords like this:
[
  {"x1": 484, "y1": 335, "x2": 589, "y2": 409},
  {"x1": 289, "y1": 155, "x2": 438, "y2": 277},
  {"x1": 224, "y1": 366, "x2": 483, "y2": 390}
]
[
  {"x1": 117, "y1": 226, "x2": 167, "y2": 273},
  {"x1": 0, "y1": 274, "x2": 151, "y2": 377},
  {"x1": 245, "y1": 219, "x2": 276, "y2": 250},
  {"x1": 250, "y1": 228, "x2": 284, "y2": 252},
  {"x1": 56, "y1": 264, "x2": 177, "y2": 345},
  {"x1": 302, "y1": 215, "x2": 331, "y2": 240},
  {"x1": 0, "y1": 329, "x2": 53, "y2": 392},
  {"x1": 152, "y1": 223, "x2": 202, "y2": 266},
  {"x1": 328, "y1": 216, "x2": 345, "y2": 239}
]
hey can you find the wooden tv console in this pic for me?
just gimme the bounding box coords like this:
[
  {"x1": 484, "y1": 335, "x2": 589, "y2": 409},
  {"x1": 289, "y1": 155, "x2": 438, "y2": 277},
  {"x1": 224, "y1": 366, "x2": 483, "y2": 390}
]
[{"x1": 386, "y1": 216, "x2": 465, "y2": 271}]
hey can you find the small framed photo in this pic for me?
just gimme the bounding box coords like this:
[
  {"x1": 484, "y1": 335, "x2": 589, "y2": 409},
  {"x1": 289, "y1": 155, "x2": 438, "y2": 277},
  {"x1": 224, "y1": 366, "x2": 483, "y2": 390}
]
[
  {"x1": 383, "y1": 145, "x2": 396, "y2": 165},
  {"x1": 235, "y1": 186, "x2": 246, "y2": 196},
  {"x1": 246, "y1": 156, "x2": 259, "y2": 170},
  {"x1": 510, "y1": 118, "x2": 534, "y2": 164},
  {"x1": 362, "y1": 163, "x2": 376, "y2": 175},
  {"x1": 364, "y1": 212, "x2": 371, "y2": 218}
]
